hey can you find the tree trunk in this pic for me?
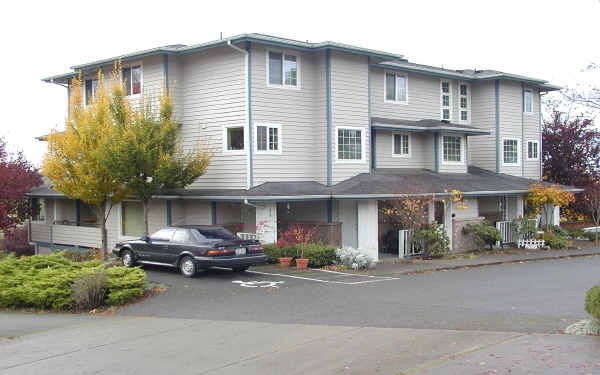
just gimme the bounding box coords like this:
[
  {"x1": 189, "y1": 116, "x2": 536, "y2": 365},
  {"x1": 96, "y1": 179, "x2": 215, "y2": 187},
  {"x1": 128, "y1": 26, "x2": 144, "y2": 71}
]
[
  {"x1": 99, "y1": 201, "x2": 107, "y2": 259},
  {"x1": 143, "y1": 200, "x2": 150, "y2": 236}
]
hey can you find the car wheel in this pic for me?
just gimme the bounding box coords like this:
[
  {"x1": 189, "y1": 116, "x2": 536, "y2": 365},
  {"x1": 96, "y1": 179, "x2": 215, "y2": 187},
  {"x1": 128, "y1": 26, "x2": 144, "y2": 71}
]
[
  {"x1": 179, "y1": 256, "x2": 196, "y2": 277},
  {"x1": 121, "y1": 249, "x2": 135, "y2": 267},
  {"x1": 232, "y1": 266, "x2": 249, "y2": 272}
]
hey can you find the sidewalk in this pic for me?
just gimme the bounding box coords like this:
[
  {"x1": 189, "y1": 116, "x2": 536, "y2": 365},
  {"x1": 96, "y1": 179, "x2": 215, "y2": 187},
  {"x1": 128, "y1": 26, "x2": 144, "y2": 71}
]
[{"x1": 366, "y1": 242, "x2": 600, "y2": 277}]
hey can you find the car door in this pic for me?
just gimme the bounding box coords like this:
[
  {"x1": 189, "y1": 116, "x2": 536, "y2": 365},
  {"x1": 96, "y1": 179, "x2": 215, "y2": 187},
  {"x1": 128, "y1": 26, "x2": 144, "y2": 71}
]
[
  {"x1": 168, "y1": 229, "x2": 191, "y2": 265},
  {"x1": 147, "y1": 228, "x2": 176, "y2": 263}
]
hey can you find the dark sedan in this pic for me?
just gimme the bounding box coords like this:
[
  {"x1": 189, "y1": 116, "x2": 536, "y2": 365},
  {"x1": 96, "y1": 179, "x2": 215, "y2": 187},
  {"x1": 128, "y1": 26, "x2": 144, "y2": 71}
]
[{"x1": 112, "y1": 226, "x2": 266, "y2": 277}]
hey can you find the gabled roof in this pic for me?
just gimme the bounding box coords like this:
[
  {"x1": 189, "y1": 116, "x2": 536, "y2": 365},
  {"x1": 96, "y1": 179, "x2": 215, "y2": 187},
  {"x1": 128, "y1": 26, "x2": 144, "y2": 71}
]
[{"x1": 371, "y1": 118, "x2": 490, "y2": 136}]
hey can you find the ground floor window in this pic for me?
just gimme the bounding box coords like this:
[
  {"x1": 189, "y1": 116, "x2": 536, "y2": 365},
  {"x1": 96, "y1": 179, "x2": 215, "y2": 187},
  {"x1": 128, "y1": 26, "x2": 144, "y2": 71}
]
[
  {"x1": 79, "y1": 202, "x2": 99, "y2": 227},
  {"x1": 31, "y1": 198, "x2": 45, "y2": 222},
  {"x1": 122, "y1": 201, "x2": 144, "y2": 237}
]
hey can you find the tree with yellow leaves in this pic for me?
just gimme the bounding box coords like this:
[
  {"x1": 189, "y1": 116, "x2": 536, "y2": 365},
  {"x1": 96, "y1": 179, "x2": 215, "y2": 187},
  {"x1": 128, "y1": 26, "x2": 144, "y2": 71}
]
[
  {"x1": 101, "y1": 70, "x2": 211, "y2": 236},
  {"x1": 526, "y1": 184, "x2": 575, "y2": 229},
  {"x1": 43, "y1": 70, "x2": 129, "y2": 257}
]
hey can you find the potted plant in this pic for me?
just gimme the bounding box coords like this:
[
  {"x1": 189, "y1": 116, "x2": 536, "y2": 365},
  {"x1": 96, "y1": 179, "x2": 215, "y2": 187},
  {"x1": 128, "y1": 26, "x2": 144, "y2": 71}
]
[
  {"x1": 290, "y1": 224, "x2": 318, "y2": 270},
  {"x1": 278, "y1": 246, "x2": 293, "y2": 268},
  {"x1": 275, "y1": 231, "x2": 295, "y2": 268}
]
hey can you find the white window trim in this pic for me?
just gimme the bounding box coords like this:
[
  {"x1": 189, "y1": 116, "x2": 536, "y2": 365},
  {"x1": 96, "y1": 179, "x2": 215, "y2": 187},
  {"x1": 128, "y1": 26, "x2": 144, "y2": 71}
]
[
  {"x1": 222, "y1": 124, "x2": 247, "y2": 155},
  {"x1": 266, "y1": 49, "x2": 301, "y2": 89},
  {"x1": 440, "y1": 80, "x2": 453, "y2": 121},
  {"x1": 502, "y1": 137, "x2": 521, "y2": 166},
  {"x1": 391, "y1": 132, "x2": 411, "y2": 158},
  {"x1": 523, "y1": 89, "x2": 533, "y2": 114},
  {"x1": 31, "y1": 198, "x2": 47, "y2": 224},
  {"x1": 457, "y1": 81, "x2": 471, "y2": 124},
  {"x1": 440, "y1": 134, "x2": 465, "y2": 165},
  {"x1": 121, "y1": 61, "x2": 143, "y2": 99},
  {"x1": 526, "y1": 140, "x2": 539, "y2": 160},
  {"x1": 254, "y1": 123, "x2": 282, "y2": 154},
  {"x1": 334, "y1": 126, "x2": 366, "y2": 164},
  {"x1": 82, "y1": 78, "x2": 98, "y2": 108},
  {"x1": 383, "y1": 70, "x2": 408, "y2": 104}
]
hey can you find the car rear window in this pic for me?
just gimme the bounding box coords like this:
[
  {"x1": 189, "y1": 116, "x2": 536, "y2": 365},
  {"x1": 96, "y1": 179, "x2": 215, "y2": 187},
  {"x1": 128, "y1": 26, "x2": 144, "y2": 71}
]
[{"x1": 191, "y1": 227, "x2": 238, "y2": 241}]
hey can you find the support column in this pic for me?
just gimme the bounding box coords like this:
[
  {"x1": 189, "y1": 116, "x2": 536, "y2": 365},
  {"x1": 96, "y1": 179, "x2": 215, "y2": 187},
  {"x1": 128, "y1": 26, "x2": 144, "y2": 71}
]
[
  {"x1": 357, "y1": 200, "x2": 379, "y2": 261},
  {"x1": 427, "y1": 201, "x2": 435, "y2": 223},
  {"x1": 444, "y1": 201, "x2": 453, "y2": 251},
  {"x1": 255, "y1": 202, "x2": 277, "y2": 244},
  {"x1": 516, "y1": 196, "x2": 524, "y2": 218}
]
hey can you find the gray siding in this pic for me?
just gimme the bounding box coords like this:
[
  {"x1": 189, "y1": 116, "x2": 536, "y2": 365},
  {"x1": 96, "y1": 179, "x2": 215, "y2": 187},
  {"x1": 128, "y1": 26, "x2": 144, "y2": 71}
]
[
  {"x1": 523, "y1": 86, "x2": 541, "y2": 179},
  {"x1": 181, "y1": 46, "x2": 247, "y2": 189},
  {"x1": 375, "y1": 130, "x2": 431, "y2": 169},
  {"x1": 183, "y1": 200, "x2": 212, "y2": 225},
  {"x1": 30, "y1": 223, "x2": 51, "y2": 243},
  {"x1": 498, "y1": 80, "x2": 523, "y2": 176},
  {"x1": 105, "y1": 200, "x2": 168, "y2": 250},
  {"x1": 251, "y1": 45, "x2": 325, "y2": 185},
  {"x1": 168, "y1": 54, "x2": 184, "y2": 123},
  {"x1": 468, "y1": 81, "x2": 496, "y2": 172},
  {"x1": 331, "y1": 51, "x2": 370, "y2": 184}
]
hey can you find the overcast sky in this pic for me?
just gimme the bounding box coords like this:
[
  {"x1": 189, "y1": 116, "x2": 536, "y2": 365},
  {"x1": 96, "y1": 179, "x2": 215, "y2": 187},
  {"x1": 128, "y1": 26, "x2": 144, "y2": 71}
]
[{"x1": 1, "y1": 0, "x2": 599, "y2": 165}]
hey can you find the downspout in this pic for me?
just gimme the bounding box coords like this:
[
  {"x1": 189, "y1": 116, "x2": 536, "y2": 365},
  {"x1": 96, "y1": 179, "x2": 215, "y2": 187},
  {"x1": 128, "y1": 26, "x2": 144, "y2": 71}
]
[
  {"x1": 326, "y1": 49, "x2": 332, "y2": 187},
  {"x1": 521, "y1": 82, "x2": 525, "y2": 177},
  {"x1": 227, "y1": 40, "x2": 253, "y2": 189},
  {"x1": 211, "y1": 201, "x2": 217, "y2": 225},
  {"x1": 163, "y1": 54, "x2": 169, "y2": 93},
  {"x1": 166, "y1": 200, "x2": 172, "y2": 226},
  {"x1": 368, "y1": 56, "x2": 374, "y2": 171},
  {"x1": 434, "y1": 133, "x2": 440, "y2": 172},
  {"x1": 539, "y1": 91, "x2": 543, "y2": 181},
  {"x1": 495, "y1": 80, "x2": 500, "y2": 173}
]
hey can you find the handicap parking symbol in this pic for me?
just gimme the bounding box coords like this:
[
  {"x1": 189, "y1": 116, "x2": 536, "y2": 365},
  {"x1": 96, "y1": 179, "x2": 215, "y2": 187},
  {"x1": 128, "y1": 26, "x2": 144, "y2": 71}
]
[{"x1": 232, "y1": 280, "x2": 284, "y2": 288}]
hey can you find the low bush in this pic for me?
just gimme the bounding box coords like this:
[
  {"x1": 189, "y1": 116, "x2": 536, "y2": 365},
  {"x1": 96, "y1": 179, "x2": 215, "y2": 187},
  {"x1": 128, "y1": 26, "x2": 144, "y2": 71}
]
[
  {"x1": 262, "y1": 244, "x2": 295, "y2": 263},
  {"x1": 567, "y1": 228, "x2": 586, "y2": 240},
  {"x1": 464, "y1": 220, "x2": 502, "y2": 250},
  {"x1": 58, "y1": 249, "x2": 97, "y2": 262},
  {"x1": 335, "y1": 247, "x2": 376, "y2": 270},
  {"x1": 583, "y1": 231, "x2": 600, "y2": 242},
  {"x1": 412, "y1": 223, "x2": 449, "y2": 256},
  {"x1": 549, "y1": 225, "x2": 569, "y2": 239},
  {"x1": 541, "y1": 231, "x2": 567, "y2": 249},
  {"x1": 0, "y1": 253, "x2": 146, "y2": 310},
  {"x1": 301, "y1": 243, "x2": 336, "y2": 267},
  {"x1": 585, "y1": 284, "x2": 600, "y2": 322},
  {"x1": 71, "y1": 269, "x2": 107, "y2": 309}
]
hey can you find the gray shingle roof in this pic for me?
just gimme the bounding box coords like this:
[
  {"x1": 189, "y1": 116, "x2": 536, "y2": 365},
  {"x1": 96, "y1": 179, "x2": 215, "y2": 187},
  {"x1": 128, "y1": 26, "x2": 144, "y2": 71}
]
[
  {"x1": 27, "y1": 168, "x2": 581, "y2": 200},
  {"x1": 371, "y1": 118, "x2": 490, "y2": 135}
]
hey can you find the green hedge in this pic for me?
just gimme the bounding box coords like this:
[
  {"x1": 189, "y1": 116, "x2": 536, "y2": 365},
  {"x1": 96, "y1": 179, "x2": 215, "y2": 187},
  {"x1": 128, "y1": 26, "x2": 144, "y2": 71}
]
[
  {"x1": 0, "y1": 253, "x2": 146, "y2": 310},
  {"x1": 585, "y1": 284, "x2": 600, "y2": 322},
  {"x1": 262, "y1": 243, "x2": 336, "y2": 267}
]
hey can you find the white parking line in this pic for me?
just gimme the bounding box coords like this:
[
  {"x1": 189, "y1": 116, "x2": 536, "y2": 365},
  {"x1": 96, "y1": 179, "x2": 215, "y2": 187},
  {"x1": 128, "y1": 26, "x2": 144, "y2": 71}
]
[{"x1": 246, "y1": 269, "x2": 400, "y2": 285}]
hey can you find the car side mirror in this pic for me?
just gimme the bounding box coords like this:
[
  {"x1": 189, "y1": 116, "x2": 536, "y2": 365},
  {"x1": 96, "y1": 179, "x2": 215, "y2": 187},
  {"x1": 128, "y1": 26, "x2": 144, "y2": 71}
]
[{"x1": 141, "y1": 236, "x2": 151, "y2": 242}]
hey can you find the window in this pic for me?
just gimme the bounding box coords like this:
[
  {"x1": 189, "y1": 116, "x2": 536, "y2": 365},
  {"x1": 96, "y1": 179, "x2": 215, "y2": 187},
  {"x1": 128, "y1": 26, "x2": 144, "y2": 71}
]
[
  {"x1": 442, "y1": 135, "x2": 462, "y2": 163},
  {"x1": 150, "y1": 228, "x2": 175, "y2": 242},
  {"x1": 223, "y1": 125, "x2": 245, "y2": 152},
  {"x1": 79, "y1": 202, "x2": 98, "y2": 227},
  {"x1": 527, "y1": 140, "x2": 539, "y2": 160},
  {"x1": 84, "y1": 79, "x2": 98, "y2": 106},
  {"x1": 392, "y1": 133, "x2": 410, "y2": 157},
  {"x1": 268, "y1": 51, "x2": 298, "y2": 87},
  {"x1": 31, "y1": 198, "x2": 45, "y2": 222},
  {"x1": 172, "y1": 229, "x2": 190, "y2": 243},
  {"x1": 121, "y1": 201, "x2": 144, "y2": 237},
  {"x1": 440, "y1": 81, "x2": 452, "y2": 120},
  {"x1": 337, "y1": 127, "x2": 363, "y2": 161},
  {"x1": 122, "y1": 65, "x2": 142, "y2": 96},
  {"x1": 458, "y1": 82, "x2": 470, "y2": 123},
  {"x1": 385, "y1": 72, "x2": 407, "y2": 103},
  {"x1": 503, "y1": 138, "x2": 520, "y2": 165},
  {"x1": 255, "y1": 124, "x2": 281, "y2": 153},
  {"x1": 524, "y1": 90, "x2": 533, "y2": 113}
]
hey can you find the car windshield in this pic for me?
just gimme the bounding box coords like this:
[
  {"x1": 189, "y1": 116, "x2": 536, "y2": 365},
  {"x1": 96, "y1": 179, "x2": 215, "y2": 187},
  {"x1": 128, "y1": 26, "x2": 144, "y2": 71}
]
[{"x1": 191, "y1": 227, "x2": 238, "y2": 241}]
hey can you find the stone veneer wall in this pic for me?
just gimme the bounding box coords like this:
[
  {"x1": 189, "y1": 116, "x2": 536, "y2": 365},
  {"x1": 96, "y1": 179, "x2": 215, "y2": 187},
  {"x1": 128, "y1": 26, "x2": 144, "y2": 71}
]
[{"x1": 452, "y1": 217, "x2": 485, "y2": 252}]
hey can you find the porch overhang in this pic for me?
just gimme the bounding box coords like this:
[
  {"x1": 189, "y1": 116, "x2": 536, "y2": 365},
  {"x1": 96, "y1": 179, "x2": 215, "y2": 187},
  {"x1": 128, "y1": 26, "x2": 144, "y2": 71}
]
[{"x1": 371, "y1": 117, "x2": 490, "y2": 136}]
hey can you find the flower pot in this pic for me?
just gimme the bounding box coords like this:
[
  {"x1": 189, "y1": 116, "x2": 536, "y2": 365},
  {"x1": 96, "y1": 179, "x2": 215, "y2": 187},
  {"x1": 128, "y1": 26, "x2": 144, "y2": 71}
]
[
  {"x1": 279, "y1": 257, "x2": 293, "y2": 268},
  {"x1": 295, "y1": 258, "x2": 309, "y2": 269},
  {"x1": 567, "y1": 240, "x2": 574, "y2": 248}
]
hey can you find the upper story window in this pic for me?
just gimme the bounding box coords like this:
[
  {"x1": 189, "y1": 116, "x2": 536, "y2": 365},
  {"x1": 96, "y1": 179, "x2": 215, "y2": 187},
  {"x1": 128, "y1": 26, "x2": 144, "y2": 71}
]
[
  {"x1": 122, "y1": 65, "x2": 142, "y2": 96},
  {"x1": 440, "y1": 81, "x2": 452, "y2": 121},
  {"x1": 84, "y1": 79, "x2": 98, "y2": 106},
  {"x1": 256, "y1": 124, "x2": 281, "y2": 154},
  {"x1": 268, "y1": 51, "x2": 299, "y2": 88},
  {"x1": 223, "y1": 125, "x2": 245, "y2": 153},
  {"x1": 392, "y1": 132, "x2": 410, "y2": 157},
  {"x1": 385, "y1": 72, "x2": 407, "y2": 103},
  {"x1": 442, "y1": 135, "x2": 462, "y2": 163},
  {"x1": 503, "y1": 138, "x2": 520, "y2": 166},
  {"x1": 527, "y1": 140, "x2": 539, "y2": 160},
  {"x1": 458, "y1": 82, "x2": 470, "y2": 123},
  {"x1": 336, "y1": 127, "x2": 364, "y2": 162},
  {"x1": 524, "y1": 90, "x2": 533, "y2": 113}
]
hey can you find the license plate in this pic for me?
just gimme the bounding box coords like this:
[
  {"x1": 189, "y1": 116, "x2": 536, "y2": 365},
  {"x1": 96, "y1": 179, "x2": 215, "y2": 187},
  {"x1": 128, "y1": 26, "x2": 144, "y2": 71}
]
[{"x1": 235, "y1": 248, "x2": 246, "y2": 255}]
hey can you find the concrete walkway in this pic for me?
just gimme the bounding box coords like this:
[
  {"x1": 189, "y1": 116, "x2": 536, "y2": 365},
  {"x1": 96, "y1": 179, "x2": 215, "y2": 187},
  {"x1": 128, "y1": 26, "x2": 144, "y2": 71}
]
[{"x1": 1, "y1": 315, "x2": 599, "y2": 375}]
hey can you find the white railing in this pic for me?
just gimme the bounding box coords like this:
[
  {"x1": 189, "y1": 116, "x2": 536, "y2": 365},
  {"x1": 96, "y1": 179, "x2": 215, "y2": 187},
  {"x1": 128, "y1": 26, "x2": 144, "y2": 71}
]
[
  {"x1": 398, "y1": 225, "x2": 445, "y2": 258},
  {"x1": 518, "y1": 238, "x2": 546, "y2": 249},
  {"x1": 496, "y1": 221, "x2": 514, "y2": 244}
]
